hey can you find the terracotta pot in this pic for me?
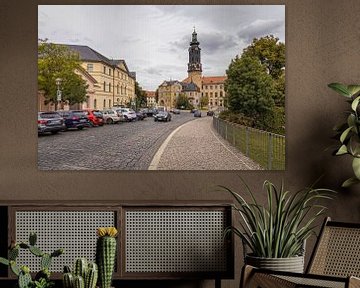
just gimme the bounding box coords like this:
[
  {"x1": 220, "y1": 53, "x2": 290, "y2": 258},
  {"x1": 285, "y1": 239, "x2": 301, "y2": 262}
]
[{"x1": 245, "y1": 254, "x2": 305, "y2": 273}]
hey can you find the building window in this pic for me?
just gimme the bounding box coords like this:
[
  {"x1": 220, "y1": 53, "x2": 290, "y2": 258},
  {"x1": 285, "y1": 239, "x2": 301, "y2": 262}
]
[
  {"x1": 117, "y1": 98, "x2": 120, "y2": 105},
  {"x1": 210, "y1": 85, "x2": 213, "y2": 89},
  {"x1": 220, "y1": 91, "x2": 223, "y2": 97},
  {"x1": 220, "y1": 84, "x2": 223, "y2": 89},
  {"x1": 109, "y1": 99, "x2": 111, "y2": 107},
  {"x1": 210, "y1": 92, "x2": 213, "y2": 97},
  {"x1": 103, "y1": 82, "x2": 106, "y2": 92},
  {"x1": 103, "y1": 66, "x2": 106, "y2": 74},
  {"x1": 117, "y1": 84, "x2": 119, "y2": 94},
  {"x1": 103, "y1": 99, "x2": 106, "y2": 108},
  {"x1": 117, "y1": 71, "x2": 119, "y2": 77},
  {"x1": 94, "y1": 99, "x2": 97, "y2": 109},
  {"x1": 87, "y1": 63, "x2": 93, "y2": 72},
  {"x1": 109, "y1": 68, "x2": 111, "y2": 76},
  {"x1": 205, "y1": 92, "x2": 208, "y2": 97},
  {"x1": 215, "y1": 92, "x2": 218, "y2": 98},
  {"x1": 215, "y1": 101, "x2": 218, "y2": 106},
  {"x1": 109, "y1": 83, "x2": 111, "y2": 92},
  {"x1": 210, "y1": 101, "x2": 213, "y2": 106}
]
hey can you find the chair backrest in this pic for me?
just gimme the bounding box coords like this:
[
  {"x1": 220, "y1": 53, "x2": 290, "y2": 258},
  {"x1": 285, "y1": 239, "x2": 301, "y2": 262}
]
[{"x1": 307, "y1": 217, "x2": 360, "y2": 278}]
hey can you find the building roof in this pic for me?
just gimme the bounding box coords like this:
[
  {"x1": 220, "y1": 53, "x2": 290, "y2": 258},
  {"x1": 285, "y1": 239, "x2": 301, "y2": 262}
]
[
  {"x1": 159, "y1": 80, "x2": 182, "y2": 87},
  {"x1": 145, "y1": 91, "x2": 156, "y2": 98},
  {"x1": 182, "y1": 75, "x2": 227, "y2": 84},
  {"x1": 202, "y1": 76, "x2": 227, "y2": 84},
  {"x1": 182, "y1": 81, "x2": 200, "y2": 92},
  {"x1": 64, "y1": 44, "x2": 135, "y2": 79}
]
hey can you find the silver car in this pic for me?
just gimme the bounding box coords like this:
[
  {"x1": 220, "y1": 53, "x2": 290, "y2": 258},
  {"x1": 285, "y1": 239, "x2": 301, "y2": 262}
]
[
  {"x1": 102, "y1": 110, "x2": 121, "y2": 124},
  {"x1": 38, "y1": 111, "x2": 65, "y2": 135}
]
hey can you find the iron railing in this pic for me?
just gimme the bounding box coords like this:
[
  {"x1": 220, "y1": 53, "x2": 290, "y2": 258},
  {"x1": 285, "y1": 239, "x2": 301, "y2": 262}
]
[{"x1": 213, "y1": 117, "x2": 285, "y2": 170}]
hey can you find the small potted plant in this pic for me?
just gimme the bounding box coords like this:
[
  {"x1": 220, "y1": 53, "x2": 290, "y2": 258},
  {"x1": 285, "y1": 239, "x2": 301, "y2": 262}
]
[
  {"x1": 328, "y1": 82, "x2": 360, "y2": 187},
  {"x1": 0, "y1": 232, "x2": 63, "y2": 288},
  {"x1": 222, "y1": 179, "x2": 335, "y2": 273}
]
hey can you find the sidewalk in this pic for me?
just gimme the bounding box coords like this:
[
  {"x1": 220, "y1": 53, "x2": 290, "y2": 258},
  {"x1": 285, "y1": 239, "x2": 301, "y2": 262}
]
[{"x1": 148, "y1": 116, "x2": 262, "y2": 170}]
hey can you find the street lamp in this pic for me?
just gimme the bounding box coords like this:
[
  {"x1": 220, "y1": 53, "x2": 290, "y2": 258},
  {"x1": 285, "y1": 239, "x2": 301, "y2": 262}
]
[{"x1": 55, "y1": 77, "x2": 62, "y2": 110}]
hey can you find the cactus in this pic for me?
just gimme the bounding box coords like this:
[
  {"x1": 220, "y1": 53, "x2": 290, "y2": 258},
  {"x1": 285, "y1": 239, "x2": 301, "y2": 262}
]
[
  {"x1": 73, "y1": 275, "x2": 85, "y2": 288},
  {"x1": 0, "y1": 232, "x2": 63, "y2": 288},
  {"x1": 18, "y1": 269, "x2": 32, "y2": 288},
  {"x1": 85, "y1": 263, "x2": 98, "y2": 288},
  {"x1": 96, "y1": 227, "x2": 118, "y2": 288},
  {"x1": 63, "y1": 272, "x2": 74, "y2": 288},
  {"x1": 63, "y1": 259, "x2": 98, "y2": 288},
  {"x1": 74, "y1": 258, "x2": 87, "y2": 279}
]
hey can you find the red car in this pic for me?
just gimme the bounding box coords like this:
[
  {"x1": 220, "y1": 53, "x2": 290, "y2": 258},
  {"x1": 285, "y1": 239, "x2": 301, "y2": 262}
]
[{"x1": 82, "y1": 109, "x2": 104, "y2": 126}]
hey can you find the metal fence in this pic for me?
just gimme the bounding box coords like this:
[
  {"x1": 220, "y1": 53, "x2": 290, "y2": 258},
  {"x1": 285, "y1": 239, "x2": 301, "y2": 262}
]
[{"x1": 213, "y1": 117, "x2": 285, "y2": 170}]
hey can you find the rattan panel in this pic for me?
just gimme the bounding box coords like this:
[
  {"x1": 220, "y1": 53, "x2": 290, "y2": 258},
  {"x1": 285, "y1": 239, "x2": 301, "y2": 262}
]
[
  {"x1": 15, "y1": 211, "x2": 115, "y2": 272},
  {"x1": 310, "y1": 226, "x2": 360, "y2": 277},
  {"x1": 125, "y1": 210, "x2": 227, "y2": 273}
]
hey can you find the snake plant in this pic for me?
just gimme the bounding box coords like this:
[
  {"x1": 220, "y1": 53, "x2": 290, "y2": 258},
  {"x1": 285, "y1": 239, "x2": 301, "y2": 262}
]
[{"x1": 222, "y1": 179, "x2": 335, "y2": 258}]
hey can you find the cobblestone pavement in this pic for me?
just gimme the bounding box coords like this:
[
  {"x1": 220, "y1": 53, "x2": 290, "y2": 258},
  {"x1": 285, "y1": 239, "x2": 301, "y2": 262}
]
[
  {"x1": 38, "y1": 112, "x2": 195, "y2": 170},
  {"x1": 151, "y1": 116, "x2": 262, "y2": 170}
]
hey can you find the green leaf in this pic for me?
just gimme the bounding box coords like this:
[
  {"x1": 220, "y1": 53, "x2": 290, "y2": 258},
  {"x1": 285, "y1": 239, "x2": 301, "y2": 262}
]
[
  {"x1": 336, "y1": 145, "x2": 348, "y2": 155},
  {"x1": 342, "y1": 177, "x2": 360, "y2": 188},
  {"x1": 347, "y1": 114, "x2": 356, "y2": 128},
  {"x1": 347, "y1": 85, "x2": 360, "y2": 97},
  {"x1": 351, "y1": 96, "x2": 360, "y2": 111},
  {"x1": 352, "y1": 157, "x2": 360, "y2": 179},
  {"x1": 340, "y1": 127, "x2": 353, "y2": 143},
  {"x1": 0, "y1": 257, "x2": 9, "y2": 266},
  {"x1": 328, "y1": 83, "x2": 351, "y2": 97}
]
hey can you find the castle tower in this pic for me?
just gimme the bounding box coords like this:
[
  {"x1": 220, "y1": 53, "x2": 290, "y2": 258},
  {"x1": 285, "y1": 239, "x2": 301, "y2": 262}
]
[{"x1": 187, "y1": 28, "x2": 202, "y2": 89}]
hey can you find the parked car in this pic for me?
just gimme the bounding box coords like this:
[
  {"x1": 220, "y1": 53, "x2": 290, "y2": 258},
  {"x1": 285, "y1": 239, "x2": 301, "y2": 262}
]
[
  {"x1": 206, "y1": 110, "x2": 215, "y2": 116},
  {"x1": 110, "y1": 108, "x2": 125, "y2": 122},
  {"x1": 102, "y1": 109, "x2": 121, "y2": 124},
  {"x1": 146, "y1": 108, "x2": 158, "y2": 117},
  {"x1": 154, "y1": 111, "x2": 172, "y2": 122},
  {"x1": 194, "y1": 110, "x2": 202, "y2": 117},
  {"x1": 57, "y1": 110, "x2": 91, "y2": 130},
  {"x1": 119, "y1": 108, "x2": 137, "y2": 122},
  {"x1": 172, "y1": 109, "x2": 180, "y2": 114},
  {"x1": 136, "y1": 110, "x2": 146, "y2": 121},
  {"x1": 190, "y1": 108, "x2": 197, "y2": 113},
  {"x1": 38, "y1": 111, "x2": 65, "y2": 135},
  {"x1": 81, "y1": 109, "x2": 104, "y2": 126}
]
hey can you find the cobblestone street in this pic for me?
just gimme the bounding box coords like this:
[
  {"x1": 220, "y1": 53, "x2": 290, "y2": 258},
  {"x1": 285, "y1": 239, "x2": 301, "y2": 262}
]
[
  {"x1": 150, "y1": 116, "x2": 262, "y2": 170},
  {"x1": 38, "y1": 113, "x2": 194, "y2": 170}
]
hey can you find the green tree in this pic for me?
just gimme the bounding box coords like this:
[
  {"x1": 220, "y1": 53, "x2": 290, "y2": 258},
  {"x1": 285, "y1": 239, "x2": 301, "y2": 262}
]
[
  {"x1": 176, "y1": 93, "x2": 190, "y2": 109},
  {"x1": 242, "y1": 35, "x2": 285, "y2": 80},
  {"x1": 199, "y1": 95, "x2": 209, "y2": 109},
  {"x1": 38, "y1": 40, "x2": 88, "y2": 110},
  {"x1": 225, "y1": 55, "x2": 275, "y2": 118},
  {"x1": 134, "y1": 81, "x2": 147, "y2": 109}
]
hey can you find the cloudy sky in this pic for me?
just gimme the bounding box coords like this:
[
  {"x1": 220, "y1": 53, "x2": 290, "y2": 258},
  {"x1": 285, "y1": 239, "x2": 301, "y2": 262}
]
[{"x1": 38, "y1": 5, "x2": 285, "y2": 91}]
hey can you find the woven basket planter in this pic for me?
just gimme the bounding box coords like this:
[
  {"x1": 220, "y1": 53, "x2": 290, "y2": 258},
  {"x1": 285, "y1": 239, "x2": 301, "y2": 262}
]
[{"x1": 245, "y1": 254, "x2": 305, "y2": 273}]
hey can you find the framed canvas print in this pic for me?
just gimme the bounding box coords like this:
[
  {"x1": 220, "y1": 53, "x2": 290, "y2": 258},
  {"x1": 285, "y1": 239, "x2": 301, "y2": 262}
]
[{"x1": 37, "y1": 5, "x2": 285, "y2": 170}]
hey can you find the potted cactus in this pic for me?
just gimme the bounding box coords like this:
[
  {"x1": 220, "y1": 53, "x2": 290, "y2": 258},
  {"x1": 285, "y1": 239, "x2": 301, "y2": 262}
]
[
  {"x1": 0, "y1": 232, "x2": 63, "y2": 288},
  {"x1": 62, "y1": 258, "x2": 98, "y2": 288},
  {"x1": 96, "y1": 227, "x2": 118, "y2": 288}
]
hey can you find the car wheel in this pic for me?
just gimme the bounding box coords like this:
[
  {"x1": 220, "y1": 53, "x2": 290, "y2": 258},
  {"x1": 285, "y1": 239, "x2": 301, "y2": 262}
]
[
  {"x1": 78, "y1": 126, "x2": 84, "y2": 130},
  {"x1": 107, "y1": 118, "x2": 113, "y2": 124},
  {"x1": 51, "y1": 131, "x2": 59, "y2": 135}
]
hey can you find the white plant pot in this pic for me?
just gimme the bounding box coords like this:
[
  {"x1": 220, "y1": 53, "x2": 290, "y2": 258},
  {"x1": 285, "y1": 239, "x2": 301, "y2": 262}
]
[{"x1": 245, "y1": 254, "x2": 305, "y2": 273}]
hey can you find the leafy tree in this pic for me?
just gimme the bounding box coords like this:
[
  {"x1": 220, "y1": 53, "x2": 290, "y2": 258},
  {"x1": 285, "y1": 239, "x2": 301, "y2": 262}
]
[
  {"x1": 38, "y1": 40, "x2": 88, "y2": 109},
  {"x1": 242, "y1": 35, "x2": 285, "y2": 80},
  {"x1": 134, "y1": 81, "x2": 147, "y2": 109},
  {"x1": 199, "y1": 95, "x2": 209, "y2": 109},
  {"x1": 225, "y1": 55, "x2": 275, "y2": 119},
  {"x1": 176, "y1": 93, "x2": 190, "y2": 109}
]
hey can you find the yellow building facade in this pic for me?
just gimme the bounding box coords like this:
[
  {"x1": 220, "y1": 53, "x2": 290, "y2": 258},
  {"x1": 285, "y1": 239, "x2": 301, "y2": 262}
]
[
  {"x1": 68, "y1": 45, "x2": 135, "y2": 110},
  {"x1": 157, "y1": 80, "x2": 182, "y2": 110}
]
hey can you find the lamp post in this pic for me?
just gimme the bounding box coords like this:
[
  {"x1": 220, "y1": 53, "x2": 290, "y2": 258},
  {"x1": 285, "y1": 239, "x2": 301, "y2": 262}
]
[{"x1": 55, "y1": 77, "x2": 62, "y2": 110}]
